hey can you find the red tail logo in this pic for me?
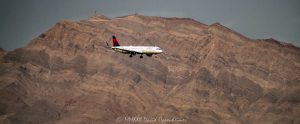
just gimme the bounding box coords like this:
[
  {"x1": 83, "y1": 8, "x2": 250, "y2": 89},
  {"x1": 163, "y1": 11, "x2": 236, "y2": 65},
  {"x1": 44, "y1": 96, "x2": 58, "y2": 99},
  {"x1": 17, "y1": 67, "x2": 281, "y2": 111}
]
[{"x1": 112, "y1": 35, "x2": 120, "y2": 46}]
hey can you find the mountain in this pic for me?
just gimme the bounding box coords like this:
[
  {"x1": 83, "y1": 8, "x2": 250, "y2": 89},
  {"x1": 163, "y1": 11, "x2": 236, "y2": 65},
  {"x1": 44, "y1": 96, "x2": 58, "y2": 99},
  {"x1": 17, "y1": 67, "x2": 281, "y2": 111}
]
[{"x1": 0, "y1": 14, "x2": 299, "y2": 124}]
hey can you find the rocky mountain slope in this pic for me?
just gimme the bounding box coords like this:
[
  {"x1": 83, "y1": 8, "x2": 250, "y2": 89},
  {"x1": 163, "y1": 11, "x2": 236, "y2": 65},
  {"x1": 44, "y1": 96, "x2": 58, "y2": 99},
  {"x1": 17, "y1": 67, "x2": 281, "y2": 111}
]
[{"x1": 0, "y1": 14, "x2": 299, "y2": 124}]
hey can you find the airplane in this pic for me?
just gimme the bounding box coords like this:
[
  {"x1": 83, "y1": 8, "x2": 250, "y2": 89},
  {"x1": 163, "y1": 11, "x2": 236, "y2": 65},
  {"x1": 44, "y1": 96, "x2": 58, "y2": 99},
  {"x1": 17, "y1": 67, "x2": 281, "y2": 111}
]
[{"x1": 107, "y1": 35, "x2": 163, "y2": 58}]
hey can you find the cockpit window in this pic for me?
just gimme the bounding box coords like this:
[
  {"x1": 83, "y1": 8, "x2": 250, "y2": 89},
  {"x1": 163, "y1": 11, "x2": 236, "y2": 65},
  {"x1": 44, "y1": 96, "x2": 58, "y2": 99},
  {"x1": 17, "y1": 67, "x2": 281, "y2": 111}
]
[{"x1": 156, "y1": 47, "x2": 161, "y2": 50}]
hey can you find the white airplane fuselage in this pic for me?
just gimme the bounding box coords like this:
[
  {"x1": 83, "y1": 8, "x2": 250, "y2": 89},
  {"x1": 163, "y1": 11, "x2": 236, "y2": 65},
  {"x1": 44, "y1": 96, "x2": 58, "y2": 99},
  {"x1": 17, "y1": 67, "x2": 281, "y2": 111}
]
[
  {"x1": 112, "y1": 46, "x2": 163, "y2": 57},
  {"x1": 109, "y1": 35, "x2": 163, "y2": 58}
]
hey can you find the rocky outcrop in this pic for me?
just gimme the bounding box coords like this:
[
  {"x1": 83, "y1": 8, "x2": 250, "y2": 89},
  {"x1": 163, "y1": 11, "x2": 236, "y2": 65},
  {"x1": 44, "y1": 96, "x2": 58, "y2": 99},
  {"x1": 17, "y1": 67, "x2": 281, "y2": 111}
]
[{"x1": 0, "y1": 14, "x2": 299, "y2": 124}]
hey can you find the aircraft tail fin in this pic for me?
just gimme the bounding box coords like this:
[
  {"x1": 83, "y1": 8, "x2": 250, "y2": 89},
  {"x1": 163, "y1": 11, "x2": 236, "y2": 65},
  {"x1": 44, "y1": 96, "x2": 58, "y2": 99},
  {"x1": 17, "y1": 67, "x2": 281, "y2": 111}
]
[{"x1": 112, "y1": 35, "x2": 120, "y2": 46}]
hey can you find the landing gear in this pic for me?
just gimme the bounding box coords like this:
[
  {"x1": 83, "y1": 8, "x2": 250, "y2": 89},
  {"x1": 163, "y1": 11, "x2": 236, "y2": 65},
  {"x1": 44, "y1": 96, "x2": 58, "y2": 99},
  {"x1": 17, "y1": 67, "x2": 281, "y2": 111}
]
[
  {"x1": 129, "y1": 52, "x2": 136, "y2": 58},
  {"x1": 129, "y1": 53, "x2": 143, "y2": 58}
]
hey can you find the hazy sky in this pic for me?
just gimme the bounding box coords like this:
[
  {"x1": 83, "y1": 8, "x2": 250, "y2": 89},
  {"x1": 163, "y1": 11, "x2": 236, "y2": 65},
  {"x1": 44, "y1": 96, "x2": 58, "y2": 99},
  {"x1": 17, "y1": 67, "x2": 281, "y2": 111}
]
[{"x1": 0, "y1": 0, "x2": 299, "y2": 51}]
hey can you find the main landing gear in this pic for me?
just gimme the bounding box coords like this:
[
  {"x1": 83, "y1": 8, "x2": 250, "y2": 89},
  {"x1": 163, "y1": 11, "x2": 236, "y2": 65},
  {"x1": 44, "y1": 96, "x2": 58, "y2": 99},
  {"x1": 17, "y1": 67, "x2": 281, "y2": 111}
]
[
  {"x1": 129, "y1": 54, "x2": 143, "y2": 58},
  {"x1": 129, "y1": 53, "x2": 143, "y2": 58},
  {"x1": 129, "y1": 52, "x2": 136, "y2": 58}
]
